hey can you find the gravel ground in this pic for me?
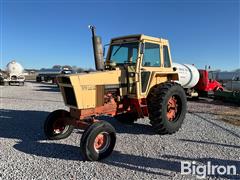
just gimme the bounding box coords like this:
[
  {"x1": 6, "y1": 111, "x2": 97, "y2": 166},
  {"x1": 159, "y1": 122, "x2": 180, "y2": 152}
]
[{"x1": 0, "y1": 82, "x2": 239, "y2": 180}]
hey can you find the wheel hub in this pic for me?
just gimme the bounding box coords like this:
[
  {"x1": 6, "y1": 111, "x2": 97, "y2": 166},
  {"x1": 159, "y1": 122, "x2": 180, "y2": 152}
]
[
  {"x1": 94, "y1": 132, "x2": 110, "y2": 153},
  {"x1": 167, "y1": 96, "x2": 178, "y2": 121},
  {"x1": 53, "y1": 119, "x2": 66, "y2": 134}
]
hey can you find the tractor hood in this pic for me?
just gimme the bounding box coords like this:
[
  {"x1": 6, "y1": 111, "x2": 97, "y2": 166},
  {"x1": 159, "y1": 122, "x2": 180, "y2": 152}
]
[
  {"x1": 57, "y1": 68, "x2": 128, "y2": 109},
  {"x1": 63, "y1": 68, "x2": 127, "y2": 86}
]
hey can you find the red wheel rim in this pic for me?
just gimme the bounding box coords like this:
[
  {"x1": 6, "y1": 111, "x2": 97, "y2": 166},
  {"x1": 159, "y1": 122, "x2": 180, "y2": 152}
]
[
  {"x1": 94, "y1": 132, "x2": 110, "y2": 153},
  {"x1": 167, "y1": 96, "x2": 178, "y2": 121},
  {"x1": 52, "y1": 111, "x2": 70, "y2": 134},
  {"x1": 53, "y1": 123, "x2": 65, "y2": 134},
  {"x1": 53, "y1": 119, "x2": 66, "y2": 134}
]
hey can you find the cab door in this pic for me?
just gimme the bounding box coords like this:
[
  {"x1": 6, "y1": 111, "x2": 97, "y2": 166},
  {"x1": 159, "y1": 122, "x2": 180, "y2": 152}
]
[
  {"x1": 139, "y1": 42, "x2": 161, "y2": 96},
  {"x1": 125, "y1": 44, "x2": 139, "y2": 95}
]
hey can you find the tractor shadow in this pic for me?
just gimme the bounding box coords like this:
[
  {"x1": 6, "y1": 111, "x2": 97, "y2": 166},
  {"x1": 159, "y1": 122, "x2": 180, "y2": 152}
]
[
  {"x1": 97, "y1": 115, "x2": 156, "y2": 135},
  {"x1": 35, "y1": 85, "x2": 60, "y2": 92},
  {"x1": 0, "y1": 109, "x2": 178, "y2": 176},
  {"x1": 103, "y1": 151, "x2": 178, "y2": 176},
  {"x1": 1, "y1": 109, "x2": 240, "y2": 178},
  {"x1": 0, "y1": 109, "x2": 154, "y2": 162},
  {"x1": 0, "y1": 109, "x2": 82, "y2": 161}
]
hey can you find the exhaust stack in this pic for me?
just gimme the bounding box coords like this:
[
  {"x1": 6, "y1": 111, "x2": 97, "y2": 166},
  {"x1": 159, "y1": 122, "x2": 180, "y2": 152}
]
[{"x1": 89, "y1": 25, "x2": 104, "y2": 71}]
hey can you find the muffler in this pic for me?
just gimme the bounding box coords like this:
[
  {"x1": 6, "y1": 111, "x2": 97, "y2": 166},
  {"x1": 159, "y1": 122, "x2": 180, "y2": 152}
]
[{"x1": 89, "y1": 25, "x2": 104, "y2": 71}]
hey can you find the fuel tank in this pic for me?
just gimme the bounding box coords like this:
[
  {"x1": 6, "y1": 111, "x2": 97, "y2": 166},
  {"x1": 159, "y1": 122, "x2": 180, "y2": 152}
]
[
  {"x1": 172, "y1": 63, "x2": 200, "y2": 88},
  {"x1": 6, "y1": 60, "x2": 24, "y2": 75}
]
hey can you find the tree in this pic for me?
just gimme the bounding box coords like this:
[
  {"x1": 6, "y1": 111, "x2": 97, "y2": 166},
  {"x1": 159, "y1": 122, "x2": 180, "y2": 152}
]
[
  {"x1": 52, "y1": 65, "x2": 62, "y2": 69},
  {"x1": 76, "y1": 67, "x2": 84, "y2": 73},
  {"x1": 87, "y1": 68, "x2": 95, "y2": 72}
]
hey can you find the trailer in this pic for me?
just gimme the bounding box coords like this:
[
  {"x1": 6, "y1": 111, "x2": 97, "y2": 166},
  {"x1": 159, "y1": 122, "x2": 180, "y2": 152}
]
[
  {"x1": 36, "y1": 67, "x2": 73, "y2": 83},
  {"x1": 214, "y1": 90, "x2": 240, "y2": 105},
  {"x1": 214, "y1": 76, "x2": 240, "y2": 105},
  {"x1": 173, "y1": 64, "x2": 223, "y2": 97},
  {"x1": 0, "y1": 61, "x2": 25, "y2": 86}
]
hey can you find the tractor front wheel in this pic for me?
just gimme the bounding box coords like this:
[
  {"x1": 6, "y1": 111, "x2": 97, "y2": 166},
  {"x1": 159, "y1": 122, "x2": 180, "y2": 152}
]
[
  {"x1": 80, "y1": 121, "x2": 116, "y2": 161},
  {"x1": 147, "y1": 82, "x2": 187, "y2": 134},
  {"x1": 44, "y1": 109, "x2": 74, "y2": 140}
]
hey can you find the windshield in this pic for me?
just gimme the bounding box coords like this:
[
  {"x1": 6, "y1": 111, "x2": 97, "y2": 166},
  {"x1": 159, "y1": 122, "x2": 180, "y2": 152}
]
[{"x1": 109, "y1": 42, "x2": 139, "y2": 64}]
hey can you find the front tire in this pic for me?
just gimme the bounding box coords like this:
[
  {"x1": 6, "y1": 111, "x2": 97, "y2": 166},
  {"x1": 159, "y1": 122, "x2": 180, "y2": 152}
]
[
  {"x1": 147, "y1": 82, "x2": 187, "y2": 134},
  {"x1": 80, "y1": 121, "x2": 116, "y2": 161},
  {"x1": 44, "y1": 109, "x2": 74, "y2": 140}
]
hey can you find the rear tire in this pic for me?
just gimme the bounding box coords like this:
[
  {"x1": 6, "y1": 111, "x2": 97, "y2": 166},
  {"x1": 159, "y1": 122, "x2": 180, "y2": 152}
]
[
  {"x1": 147, "y1": 82, "x2": 187, "y2": 134},
  {"x1": 80, "y1": 121, "x2": 116, "y2": 161},
  {"x1": 44, "y1": 110, "x2": 74, "y2": 140}
]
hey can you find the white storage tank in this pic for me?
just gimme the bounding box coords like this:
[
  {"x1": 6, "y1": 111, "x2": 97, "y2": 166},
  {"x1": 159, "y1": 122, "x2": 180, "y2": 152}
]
[
  {"x1": 6, "y1": 60, "x2": 24, "y2": 75},
  {"x1": 172, "y1": 63, "x2": 200, "y2": 88}
]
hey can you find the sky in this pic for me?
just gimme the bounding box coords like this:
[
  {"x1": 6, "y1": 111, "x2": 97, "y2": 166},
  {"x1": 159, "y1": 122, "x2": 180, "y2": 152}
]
[{"x1": 0, "y1": 0, "x2": 239, "y2": 70}]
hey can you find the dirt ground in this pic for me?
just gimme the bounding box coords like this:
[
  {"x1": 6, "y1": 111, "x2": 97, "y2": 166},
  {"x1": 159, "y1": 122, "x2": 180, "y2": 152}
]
[
  {"x1": 1, "y1": 82, "x2": 239, "y2": 179},
  {"x1": 188, "y1": 98, "x2": 240, "y2": 126}
]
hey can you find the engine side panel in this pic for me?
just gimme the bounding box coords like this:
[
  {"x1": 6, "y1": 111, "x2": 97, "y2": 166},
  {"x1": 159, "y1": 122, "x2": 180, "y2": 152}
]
[{"x1": 58, "y1": 70, "x2": 126, "y2": 109}]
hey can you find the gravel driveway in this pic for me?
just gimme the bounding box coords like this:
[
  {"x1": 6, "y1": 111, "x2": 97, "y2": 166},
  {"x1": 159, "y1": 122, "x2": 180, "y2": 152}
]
[{"x1": 0, "y1": 82, "x2": 239, "y2": 179}]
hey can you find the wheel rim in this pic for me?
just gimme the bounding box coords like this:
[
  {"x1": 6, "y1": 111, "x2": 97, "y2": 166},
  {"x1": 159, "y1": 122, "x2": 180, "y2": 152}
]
[
  {"x1": 94, "y1": 132, "x2": 110, "y2": 153},
  {"x1": 53, "y1": 119, "x2": 68, "y2": 134},
  {"x1": 167, "y1": 96, "x2": 179, "y2": 121}
]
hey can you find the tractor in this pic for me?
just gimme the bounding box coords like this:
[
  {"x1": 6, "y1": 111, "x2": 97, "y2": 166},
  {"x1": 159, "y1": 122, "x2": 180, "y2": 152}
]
[{"x1": 44, "y1": 26, "x2": 187, "y2": 161}]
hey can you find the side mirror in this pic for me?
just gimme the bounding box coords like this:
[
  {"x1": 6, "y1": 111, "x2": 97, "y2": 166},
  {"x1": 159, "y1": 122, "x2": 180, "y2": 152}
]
[{"x1": 140, "y1": 42, "x2": 145, "y2": 54}]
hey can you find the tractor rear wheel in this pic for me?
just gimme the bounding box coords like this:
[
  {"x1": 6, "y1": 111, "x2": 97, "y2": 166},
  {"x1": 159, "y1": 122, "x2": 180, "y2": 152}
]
[
  {"x1": 147, "y1": 82, "x2": 187, "y2": 134},
  {"x1": 44, "y1": 109, "x2": 74, "y2": 140},
  {"x1": 80, "y1": 121, "x2": 116, "y2": 161}
]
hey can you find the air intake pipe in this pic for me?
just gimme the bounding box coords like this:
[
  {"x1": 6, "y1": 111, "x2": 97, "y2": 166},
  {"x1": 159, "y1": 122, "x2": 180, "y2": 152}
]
[{"x1": 88, "y1": 25, "x2": 104, "y2": 71}]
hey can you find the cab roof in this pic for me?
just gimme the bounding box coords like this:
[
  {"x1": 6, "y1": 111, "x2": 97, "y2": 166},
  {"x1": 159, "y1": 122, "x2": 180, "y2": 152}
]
[{"x1": 111, "y1": 34, "x2": 169, "y2": 45}]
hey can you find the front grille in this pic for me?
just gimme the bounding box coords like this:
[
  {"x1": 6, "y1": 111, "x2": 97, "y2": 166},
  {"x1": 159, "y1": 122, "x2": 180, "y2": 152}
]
[
  {"x1": 64, "y1": 87, "x2": 77, "y2": 107},
  {"x1": 11, "y1": 75, "x2": 17, "y2": 80}
]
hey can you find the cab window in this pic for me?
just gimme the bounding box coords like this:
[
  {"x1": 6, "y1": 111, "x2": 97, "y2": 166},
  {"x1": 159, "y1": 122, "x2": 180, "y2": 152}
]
[
  {"x1": 109, "y1": 42, "x2": 139, "y2": 64},
  {"x1": 163, "y1": 45, "x2": 171, "y2": 67},
  {"x1": 142, "y1": 43, "x2": 160, "y2": 67}
]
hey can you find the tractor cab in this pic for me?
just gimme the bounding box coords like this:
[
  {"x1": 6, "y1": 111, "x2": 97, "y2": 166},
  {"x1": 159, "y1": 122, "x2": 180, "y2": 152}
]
[{"x1": 105, "y1": 34, "x2": 178, "y2": 98}]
